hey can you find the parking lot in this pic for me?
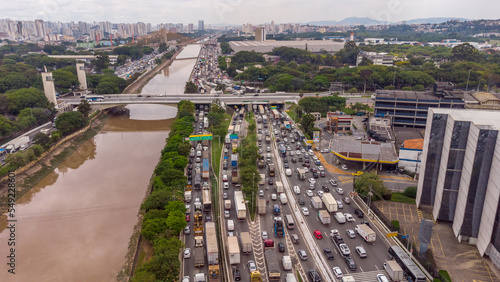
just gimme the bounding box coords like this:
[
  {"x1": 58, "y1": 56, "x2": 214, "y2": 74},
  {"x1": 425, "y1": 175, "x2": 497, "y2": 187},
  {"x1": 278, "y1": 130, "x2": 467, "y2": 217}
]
[{"x1": 375, "y1": 201, "x2": 500, "y2": 282}]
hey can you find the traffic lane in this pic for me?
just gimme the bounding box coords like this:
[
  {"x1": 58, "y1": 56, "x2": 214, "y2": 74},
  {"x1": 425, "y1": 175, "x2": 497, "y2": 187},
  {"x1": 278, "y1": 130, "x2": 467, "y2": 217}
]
[{"x1": 286, "y1": 158, "x2": 388, "y2": 273}]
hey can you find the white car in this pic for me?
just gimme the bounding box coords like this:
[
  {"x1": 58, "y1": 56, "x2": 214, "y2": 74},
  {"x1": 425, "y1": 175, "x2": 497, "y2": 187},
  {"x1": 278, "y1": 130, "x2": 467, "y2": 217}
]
[
  {"x1": 182, "y1": 276, "x2": 190, "y2": 282},
  {"x1": 332, "y1": 267, "x2": 343, "y2": 278},
  {"x1": 309, "y1": 182, "x2": 315, "y2": 189},
  {"x1": 329, "y1": 179, "x2": 338, "y2": 186},
  {"x1": 224, "y1": 182, "x2": 229, "y2": 189},
  {"x1": 312, "y1": 156, "x2": 318, "y2": 161},
  {"x1": 184, "y1": 248, "x2": 191, "y2": 259},
  {"x1": 341, "y1": 164, "x2": 348, "y2": 170},
  {"x1": 317, "y1": 191, "x2": 324, "y2": 198},
  {"x1": 296, "y1": 150, "x2": 301, "y2": 155},
  {"x1": 356, "y1": 245, "x2": 367, "y2": 258},
  {"x1": 224, "y1": 210, "x2": 230, "y2": 218},
  {"x1": 222, "y1": 170, "x2": 227, "y2": 175},
  {"x1": 321, "y1": 149, "x2": 330, "y2": 153},
  {"x1": 290, "y1": 151, "x2": 295, "y2": 156},
  {"x1": 301, "y1": 148, "x2": 306, "y2": 153},
  {"x1": 339, "y1": 243, "x2": 351, "y2": 256},
  {"x1": 337, "y1": 200, "x2": 344, "y2": 209},
  {"x1": 301, "y1": 207, "x2": 310, "y2": 215},
  {"x1": 336, "y1": 187, "x2": 344, "y2": 195},
  {"x1": 344, "y1": 213, "x2": 355, "y2": 222},
  {"x1": 306, "y1": 190, "x2": 314, "y2": 197},
  {"x1": 318, "y1": 166, "x2": 325, "y2": 171},
  {"x1": 304, "y1": 167, "x2": 309, "y2": 173},
  {"x1": 308, "y1": 150, "x2": 314, "y2": 155},
  {"x1": 262, "y1": 230, "x2": 268, "y2": 240},
  {"x1": 308, "y1": 178, "x2": 316, "y2": 183}
]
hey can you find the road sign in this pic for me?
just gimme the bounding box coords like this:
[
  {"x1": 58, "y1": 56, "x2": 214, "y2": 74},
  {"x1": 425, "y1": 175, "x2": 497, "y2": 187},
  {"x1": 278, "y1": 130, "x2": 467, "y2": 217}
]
[
  {"x1": 189, "y1": 134, "x2": 213, "y2": 141},
  {"x1": 401, "y1": 235, "x2": 409, "y2": 239},
  {"x1": 386, "y1": 232, "x2": 398, "y2": 237},
  {"x1": 230, "y1": 134, "x2": 238, "y2": 139},
  {"x1": 271, "y1": 106, "x2": 277, "y2": 109}
]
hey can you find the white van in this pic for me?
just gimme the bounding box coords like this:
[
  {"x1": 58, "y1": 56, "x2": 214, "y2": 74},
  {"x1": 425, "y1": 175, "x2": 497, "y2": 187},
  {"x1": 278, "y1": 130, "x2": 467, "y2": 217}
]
[
  {"x1": 293, "y1": 186, "x2": 301, "y2": 195},
  {"x1": 285, "y1": 169, "x2": 292, "y2": 177},
  {"x1": 285, "y1": 273, "x2": 298, "y2": 282},
  {"x1": 280, "y1": 193, "x2": 288, "y2": 205},
  {"x1": 227, "y1": 220, "x2": 234, "y2": 231},
  {"x1": 334, "y1": 212, "x2": 346, "y2": 224}
]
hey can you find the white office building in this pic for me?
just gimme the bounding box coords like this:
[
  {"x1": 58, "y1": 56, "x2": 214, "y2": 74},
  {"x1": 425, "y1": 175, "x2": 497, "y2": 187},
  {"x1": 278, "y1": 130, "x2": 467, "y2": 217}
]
[{"x1": 416, "y1": 108, "x2": 500, "y2": 268}]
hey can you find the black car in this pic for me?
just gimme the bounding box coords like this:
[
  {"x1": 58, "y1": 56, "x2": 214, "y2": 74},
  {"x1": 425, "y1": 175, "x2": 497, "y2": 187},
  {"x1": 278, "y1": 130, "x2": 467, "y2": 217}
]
[
  {"x1": 333, "y1": 234, "x2": 344, "y2": 245},
  {"x1": 321, "y1": 186, "x2": 330, "y2": 192},
  {"x1": 233, "y1": 268, "x2": 241, "y2": 281},
  {"x1": 354, "y1": 208, "x2": 365, "y2": 218},
  {"x1": 298, "y1": 198, "x2": 305, "y2": 206},
  {"x1": 308, "y1": 270, "x2": 322, "y2": 282},
  {"x1": 188, "y1": 158, "x2": 193, "y2": 164},
  {"x1": 344, "y1": 256, "x2": 357, "y2": 270},
  {"x1": 205, "y1": 215, "x2": 212, "y2": 222},
  {"x1": 187, "y1": 175, "x2": 192, "y2": 180},
  {"x1": 284, "y1": 163, "x2": 289, "y2": 168},
  {"x1": 298, "y1": 157, "x2": 303, "y2": 162},
  {"x1": 291, "y1": 158, "x2": 297, "y2": 163},
  {"x1": 323, "y1": 248, "x2": 334, "y2": 260},
  {"x1": 360, "y1": 220, "x2": 370, "y2": 227},
  {"x1": 268, "y1": 178, "x2": 274, "y2": 185},
  {"x1": 320, "y1": 171, "x2": 325, "y2": 178},
  {"x1": 187, "y1": 170, "x2": 192, "y2": 175},
  {"x1": 278, "y1": 243, "x2": 285, "y2": 253},
  {"x1": 283, "y1": 159, "x2": 288, "y2": 163},
  {"x1": 313, "y1": 172, "x2": 319, "y2": 178}
]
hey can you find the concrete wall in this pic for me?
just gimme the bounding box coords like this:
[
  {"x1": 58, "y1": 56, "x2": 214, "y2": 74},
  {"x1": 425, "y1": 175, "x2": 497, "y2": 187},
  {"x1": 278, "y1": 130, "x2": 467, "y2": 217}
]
[{"x1": 399, "y1": 148, "x2": 422, "y2": 173}]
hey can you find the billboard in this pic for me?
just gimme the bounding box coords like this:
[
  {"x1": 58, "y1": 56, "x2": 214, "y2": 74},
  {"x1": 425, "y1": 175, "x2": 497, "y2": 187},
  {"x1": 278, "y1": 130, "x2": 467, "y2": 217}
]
[{"x1": 313, "y1": 131, "x2": 320, "y2": 142}]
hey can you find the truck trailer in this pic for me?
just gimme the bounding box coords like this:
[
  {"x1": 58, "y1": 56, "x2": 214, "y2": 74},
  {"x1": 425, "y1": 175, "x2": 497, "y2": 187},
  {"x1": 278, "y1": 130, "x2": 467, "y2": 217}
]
[
  {"x1": 355, "y1": 224, "x2": 376, "y2": 243},
  {"x1": 234, "y1": 191, "x2": 247, "y2": 220},
  {"x1": 240, "y1": 232, "x2": 252, "y2": 254},
  {"x1": 228, "y1": 236, "x2": 241, "y2": 265},
  {"x1": 264, "y1": 249, "x2": 281, "y2": 281},
  {"x1": 318, "y1": 210, "x2": 331, "y2": 225},
  {"x1": 383, "y1": 260, "x2": 404, "y2": 281},
  {"x1": 322, "y1": 193, "x2": 338, "y2": 213},
  {"x1": 258, "y1": 199, "x2": 266, "y2": 215},
  {"x1": 311, "y1": 196, "x2": 322, "y2": 209}
]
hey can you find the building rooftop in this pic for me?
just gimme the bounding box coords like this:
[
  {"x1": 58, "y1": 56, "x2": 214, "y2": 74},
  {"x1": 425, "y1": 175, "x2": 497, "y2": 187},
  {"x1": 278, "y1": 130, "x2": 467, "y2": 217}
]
[
  {"x1": 472, "y1": 92, "x2": 500, "y2": 104},
  {"x1": 330, "y1": 139, "x2": 398, "y2": 163},
  {"x1": 430, "y1": 108, "x2": 500, "y2": 130},
  {"x1": 229, "y1": 40, "x2": 344, "y2": 53},
  {"x1": 403, "y1": 138, "x2": 424, "y2": 150}
]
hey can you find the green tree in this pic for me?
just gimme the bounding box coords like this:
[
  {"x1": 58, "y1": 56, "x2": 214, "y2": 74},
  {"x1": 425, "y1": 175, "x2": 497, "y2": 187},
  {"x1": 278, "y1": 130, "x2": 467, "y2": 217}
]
[
  {"x1": 141, "y1": 218, "x2": 168, "y2": 241},
  {"x1": 452, "y1": 43, "x2": 479, "y2": 61},
  {"x1": 301, "y1": 113, "x2": 316, "y2": 138},
  {"x1": 358, "y1": 57, "x2": 373, "y2": 66},
  {"x1": 184, "y1": 81, "x2": 198, "y2": 93},
  {"x1": 220, "y1": 42, "x2": 233, "y2": 54},
  {"x1": 55, "y1": 111, "x2": 87, "y2": 135},
  {"x1": 0, "y1": 115, "x2": 14, "y2": 138},
  {"x1": 77, "y1": 99, "x2": 92, "y2": 118},
  {"x1": 52, "y1": 69, "x2": 79, "y2": 94},
  {"x1": 165, "y1": 210, "x2": 187, "y2": 235},
  {"x1": 91, "y1": 53, "x2": 110, "y2": 73},
  {"x1": 6, "y1": 88, "x2": 50, "y2": 115},
  {"x1": 0, "y1": 73, "x2": 32, "y2": 93},
  {"x1": 141, "y1": 189, "x2": 173, "y2": 210},
  {"x1": 354, "y1": 172, "x2": 388, "y2": 199},
  {"x1": 33, "y1": 132, "x2": 51, "y2": 148}
]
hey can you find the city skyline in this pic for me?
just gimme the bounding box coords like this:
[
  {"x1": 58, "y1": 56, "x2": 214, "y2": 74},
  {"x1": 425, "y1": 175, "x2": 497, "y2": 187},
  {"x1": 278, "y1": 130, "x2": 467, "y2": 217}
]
[{"x1": 1, "y1": 0, "x2": 499, "y2": 25}]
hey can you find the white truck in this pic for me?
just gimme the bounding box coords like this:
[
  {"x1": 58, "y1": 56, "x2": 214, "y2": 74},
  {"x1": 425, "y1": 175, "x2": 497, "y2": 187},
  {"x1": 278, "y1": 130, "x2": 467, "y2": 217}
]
[
  {"x1": 6, "y1": 136, "x2": 30, "y2": 153},
  {"x1": 234, "y1": 191, "x2": 247, "y2": 220},
  {"x1": 276, "y1": 181, "x2": 284, "y2": 194},
  {"x1": 282, "y1": 255, "x2": 292, "y2": 271},
  {"x1": 240, "y1": 232, "x2": 252, "y2": 254},
  {"x1": 342, "y1": 276, "x2": 355, "y2": 282},
  {"x1": 384, "y1": 260, "x2": 404, "y2": 281},
  {"x1": 184, "y1": 191, "x2": 192, "y2": 202},
  {"x1": 334, "y1": 212, "x2": 346, "y2": 224},
  {"x1": 259, "y1": 173, "x2": 266, "y2": 185},
  {"x1": 355, "y1": 224, "x2": 376, "y2": 243},
  {"x1": 298, "y1": 169, "x2": 306, "y2": 180},
  {"x1": 224, "y1": 200, "x2": 231, "y2": 210},
  {"x1": 228, "y1": 236, "x2": 240, "y2": 265},
  {"x1": 194, "y1": 273, "x2": 207, "y2": 282},
  {"x1": 285, "y1": 168, "x2": 292, "y2": 176},
  {"x1": 280, "y1": 193, "x2": 288, "y2": 205},
  {"x1": 322, "y1": 193, "x2": 338, "y2": 214},
  {"x1": 318, "y1": 210, "x2": 331, "y2": 225},
  {"x1": 311, "y1": 196, "x2": 322, "y2": 209},
  {"x1": 258, "y1": 198, "x2": 266, "y2": 215}
]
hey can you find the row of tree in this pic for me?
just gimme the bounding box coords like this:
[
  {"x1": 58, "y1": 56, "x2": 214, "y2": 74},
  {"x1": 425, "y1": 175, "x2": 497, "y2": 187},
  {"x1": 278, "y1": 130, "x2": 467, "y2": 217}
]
[{"x1": 132, "y1": 101, "x2": 196, "y2": 282}]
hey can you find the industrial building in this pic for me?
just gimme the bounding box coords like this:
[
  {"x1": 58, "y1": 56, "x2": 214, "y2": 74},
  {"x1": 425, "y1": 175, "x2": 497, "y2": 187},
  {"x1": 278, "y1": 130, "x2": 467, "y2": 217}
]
[
  {"x1": 356, "y1": 51, "x2": 394, "y2": 66},
  {"x1": 398, "y1": 138, "x2": 423, "y2": 174},
  {"x1": 416, "y1": 108, "x2": 500, "y2": 269},
  {"x1": 326, "y1": 112, "x2": 352, "y2": 133},
  {"x1": 373, "y1": 82, "x2": 472, "y2": 128},
  {"x1": 228, "y1": 40, "x2": 344, "y2": 54},
  {"x1": 254, "y1": 27, "x2": 265, "y2": 42}
]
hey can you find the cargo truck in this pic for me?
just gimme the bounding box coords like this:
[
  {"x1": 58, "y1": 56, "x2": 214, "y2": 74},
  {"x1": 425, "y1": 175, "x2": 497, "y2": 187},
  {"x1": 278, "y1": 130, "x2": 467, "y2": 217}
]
[
  {"x1": 206, "y1": 222, "x2": 219, "y2": 278},
  {"x1": 322, "y1": 193, "x2": 338, "y2": 213},
  {"x1": 228, "y1": 236, "x2": 241, "y2": 265},
  {"x1": 231, "y1": 154, "x2": 238, "y2": 167},
  {"x1": 224, "y1": 200, "x2": 231, "y2": 210},
  {"x1": 264, "y1": 249, "x2": 281, "y2": 281},
  {"x1": 6, "y1": 136, "x2": 30, "y2": 153},
  {"x1": 203, "y1": 150, "x2": 209, "y2": 159},
  {"x1": 342, "y1": 276, "x2": 355, "y2": 282},
  {"x1": 311, "y1": 196, "x2": 322, "y2": 209},
  {"x1": 234, "y1": 191, "x2": 247, "y2": 220},
  {"x1": 194, "y1": 273, "x2": 207, "y2": 282},
  {"x1": 258, "y1": 199, "x2": 266, "y2": 215},
  {"x1": 383, "y1": 260, "x2": 404, "y2": 281},
  {"x1": 204, "y1": 117, "x2": 209, "y2": 128},
  {"x1": 225, "y1": 134, "x2": 231, "y2": 144},
  {"x1": 231, "y1": 170, "x2": 239, "y2": 184},
  {"x1": 276, "y1": 181, "x2": 284, "y2": 193},
  {"x1": 282, "y1": 255, "x2": 292, "y2": 271},
  {"x1": 268, "y1": 164, "x2": 275, "y2": 177},
  {"x1": 265, "y1": 136, "x2": 270, "y2": 144},
  {"x1": 185, "y1": 191, "x2": 192, "y2": 202},
  {"x1": 298, "y1": 169, "x2": 306, "y2": 180},
  {"x1": 259, "y1": 174, "x2": 265, "y2": 185},
  {"x1": 318, "y1": 210, "x2": 331, "y2": 225},
  {"x1": 240, "y1": 232, "x2": 252, "y2": 254},
  {"x1": 194, "y1": 247, "x2": 205, "y2": 267},
  {"x1": 355, "y1": 224, "x2": 376, "y2": 243},
  {"x1": 202, "y1": 159, "x2": 209, "y2": 179}
]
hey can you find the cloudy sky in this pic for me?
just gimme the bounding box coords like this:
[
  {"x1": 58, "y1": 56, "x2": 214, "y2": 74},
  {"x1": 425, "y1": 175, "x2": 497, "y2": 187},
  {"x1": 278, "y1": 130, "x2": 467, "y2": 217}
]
[{"x1": 1, "y1": 0, "x2": 499, "y2": 25}]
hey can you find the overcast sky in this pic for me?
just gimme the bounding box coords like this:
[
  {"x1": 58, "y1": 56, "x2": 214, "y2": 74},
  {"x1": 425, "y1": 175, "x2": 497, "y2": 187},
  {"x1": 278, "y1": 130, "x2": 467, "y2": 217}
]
[{"x1": 1, "y1": 0, "x2": 499, "y2": 25}]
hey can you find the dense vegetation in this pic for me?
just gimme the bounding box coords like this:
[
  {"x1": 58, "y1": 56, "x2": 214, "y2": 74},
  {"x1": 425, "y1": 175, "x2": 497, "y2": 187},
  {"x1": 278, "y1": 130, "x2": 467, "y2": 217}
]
[
  {"x1": 220, "y1": 42, "x2": 500, "y2": 93},
  {"x1": 132, "y1": 101, "x2": 195, "y2": 282}
]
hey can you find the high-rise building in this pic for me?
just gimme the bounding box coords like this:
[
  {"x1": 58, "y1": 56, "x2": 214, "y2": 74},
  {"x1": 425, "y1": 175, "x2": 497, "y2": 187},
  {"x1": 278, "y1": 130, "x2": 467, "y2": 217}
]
[
  {"x1": 255, "y1": 27, "x2": 265, "y2": 41},
  {"x1": 188, "y1": 23, "x2": 194, "y2": 32},
  {"x1": 198, "y1": 20, "x2": 204, "y2": 31},
  {"x1": 35, "y1": 19, "x2": 45, "y2": 38},
  {"x1": 416, "y1": 108, "x2": 500, "y2": 268}
]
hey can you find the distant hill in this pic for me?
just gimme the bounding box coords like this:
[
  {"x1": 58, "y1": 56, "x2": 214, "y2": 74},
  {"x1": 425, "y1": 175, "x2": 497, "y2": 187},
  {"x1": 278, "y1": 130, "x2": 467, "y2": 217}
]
[{"x1": 307, "y1": 17, "x2": 470, "y2": 26}]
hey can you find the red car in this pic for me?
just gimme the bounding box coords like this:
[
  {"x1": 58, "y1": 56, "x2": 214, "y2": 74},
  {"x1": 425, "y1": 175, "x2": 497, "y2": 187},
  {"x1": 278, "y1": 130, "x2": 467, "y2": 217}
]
[
  {"x1": 313, "y1": 230, "x2": 322, "y2": 239},
  {"x1": 302, "y1": 163, "x2": 310, "y2": 167},
  {"x1": 185, "y1": 215, "x2": 190, "y2": 222}
]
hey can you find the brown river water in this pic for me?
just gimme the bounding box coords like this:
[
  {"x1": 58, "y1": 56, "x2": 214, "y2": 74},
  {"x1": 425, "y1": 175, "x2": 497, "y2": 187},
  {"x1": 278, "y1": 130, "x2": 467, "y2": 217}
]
[{"x1": 0, "y1": 104, "x2": 177, "y2": 281}]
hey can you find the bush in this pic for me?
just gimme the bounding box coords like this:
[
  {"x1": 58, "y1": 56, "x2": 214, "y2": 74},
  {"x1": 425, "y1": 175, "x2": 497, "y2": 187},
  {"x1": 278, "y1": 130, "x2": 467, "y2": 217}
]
[
  {"x1": 391, "y1": 220, "x2": 400, "y2": 231},
  {"x1": 413, "y1": 84, "x2": 425, "y2": 91},
  {"x1": 402, "y1": 86, "x2": 412, "y2": 91},
  {"x1": 433, "y1": 279, "x2": 442, "y2": 282},
  {"x1": 439, "y1": 270, "x2": 452, "y2": 282},
  {"x1": 384, "y1": 85, "x2": 395, "y2": 90},
  {"x1": 403, "y1": 186, "x2": 417, "y2": 198},
  {"x1": 391, "y1": 193, "x2": 416, "y2": 204},
  {"x1": 382, "y1": 193, "x2": 392, "y2": 200},
  {"x1": 347, "y1": 87, "x2": 358, "y2": 93}
]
